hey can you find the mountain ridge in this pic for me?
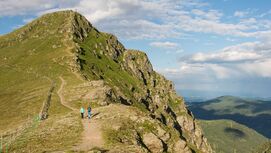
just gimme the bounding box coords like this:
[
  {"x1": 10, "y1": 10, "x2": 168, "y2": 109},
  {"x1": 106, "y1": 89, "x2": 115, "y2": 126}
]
[{"x1": 0, "y1": 10, "x2": 212, "y2": 153}]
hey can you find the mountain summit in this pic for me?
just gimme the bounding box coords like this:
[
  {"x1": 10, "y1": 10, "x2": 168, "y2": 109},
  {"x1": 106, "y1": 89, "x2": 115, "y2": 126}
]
[{"x1": 0, "y1": 10, "x2": 213, "y2": 153}]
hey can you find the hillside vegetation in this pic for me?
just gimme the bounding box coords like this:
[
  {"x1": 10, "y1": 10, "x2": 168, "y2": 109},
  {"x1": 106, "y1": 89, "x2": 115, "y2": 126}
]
[
  {"x1": 0, "y1": 10, "x2": 212, "y2": 153},
  {"x1": 189, "y1": 96, "x2": 271, "y2": 138},
  {"x1": 199, "y1": 119, "x2": 268, "y2": 153}
]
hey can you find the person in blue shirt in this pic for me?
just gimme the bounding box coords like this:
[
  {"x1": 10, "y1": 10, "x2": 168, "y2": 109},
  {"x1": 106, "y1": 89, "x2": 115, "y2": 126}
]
[
  {"x1": 87, "y1": 105, "x2": 92, "y2": 119},
  {"x1": 80, "y1": 107, "x2": 85, "y2": 119}
]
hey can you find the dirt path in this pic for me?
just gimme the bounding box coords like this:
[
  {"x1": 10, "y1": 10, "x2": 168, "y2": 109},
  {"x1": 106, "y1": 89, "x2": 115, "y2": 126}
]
[
  {"x1": 75, "y1": 113, "x2": 104, "y2": 151},
  {"x1": 57, "y1": 76, "x2": 104, "y2": 151},
  {"x1": 57, "y1": 76, "x2": 75, "y2": 111}
]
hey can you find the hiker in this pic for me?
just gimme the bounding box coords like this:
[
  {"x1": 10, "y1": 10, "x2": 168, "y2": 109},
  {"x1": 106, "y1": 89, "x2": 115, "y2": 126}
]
[
  {"x1": 80, "y1": 107, "x2": 85, "y2": 119},
  {"x1": 87, "y1": 105, "x2": 92, "y2": 119}
]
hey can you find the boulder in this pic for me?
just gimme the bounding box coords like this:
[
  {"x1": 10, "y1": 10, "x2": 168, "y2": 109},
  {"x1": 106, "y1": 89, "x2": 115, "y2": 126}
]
[
  {"x1": 173, "y1": 140, "x2": 192, "y2": 153},
  {"x1": 142, "y1": 133, "x2": 164, "y2": 153}
]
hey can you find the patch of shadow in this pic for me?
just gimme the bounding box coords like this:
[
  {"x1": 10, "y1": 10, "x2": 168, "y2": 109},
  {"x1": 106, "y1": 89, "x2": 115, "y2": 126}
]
[
  {"x1": 204, "y1": 98, "x2": 222, "y2": 104},
  {"x1": 235, "y1": 104, "x2": 250, "y2": 109},
  {"x1": 250, "y1": 101, "x2": 271, "y2": 114},
  {"x1": 119, "y1": 96, "x2": 132, "y2": 105},
  {"x1": 89, "y1": 147, "x2": 109, "y2": 153},
  {"x1": 224, "y1": 127, "x2": 246, "y2": 138},
  {"x1": 92, "y1": 112, "x2": 100, "y2": 118}
]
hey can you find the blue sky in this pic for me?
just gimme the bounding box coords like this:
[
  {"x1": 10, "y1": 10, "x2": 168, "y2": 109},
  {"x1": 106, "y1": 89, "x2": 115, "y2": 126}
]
[{"x1": 1, "y1": 0, "x2": 271, "y2": 98}]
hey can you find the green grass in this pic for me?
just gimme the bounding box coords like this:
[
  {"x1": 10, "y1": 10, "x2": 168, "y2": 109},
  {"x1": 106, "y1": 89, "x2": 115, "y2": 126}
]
[
  {"x1": 199, "y1": 119, "x2": 268, "y2": 153},
  {"x1": 0, "y1": 10, "x2": 79, "y2": 129},
  {"x1": 0, "y1": 11, "x2": 84, "y2": 151},
  {"x1": 77, "y1": 29, "x2": 144, "y2": 104},
  {"x1": 9, "y1": 112, "x2": 82, "y2": 152},
  {"x1": 103, "y1": 119, "x2": 137, "y2": 146}
]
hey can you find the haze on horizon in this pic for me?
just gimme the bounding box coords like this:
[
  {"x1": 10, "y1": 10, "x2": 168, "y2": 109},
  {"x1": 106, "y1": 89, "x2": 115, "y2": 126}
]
[{"x1": 1, "y1": 0, "x2": 271, "y2": 98}]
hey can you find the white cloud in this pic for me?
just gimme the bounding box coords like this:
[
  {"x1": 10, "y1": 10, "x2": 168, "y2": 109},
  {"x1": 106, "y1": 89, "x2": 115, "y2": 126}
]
[
  {"x1": 183, "y1": 41, "x2": 271, "y2": 64},
  {"x1": 187, "y1": 51, "x2": 262, "y2": 63},
  {"x1": 150, "y1": 41, "x2": 178, "y2": 49},
  {"x1": 237, "y1": 59, "x2": 271, "y2": 78},
  {"x1": 71, "y1": 0, "x2": 186, "y2": 39},
  {"x1": 234, "y1": 11, "x2": 249, "y2": 18},
  {"x1": 175, "y1": 40, "x2": 271, "y2": 81},
  {"x1": 0, "y1": 0, "x2": 78, "y2": 16},
  {"x1": 258, "y1": 10, "x2": 271, "y2": 18},
  {"x1": 160, "y1": 62, "x2": 240, "y2": 80},
  {"x1": 192, "y1": 9, "x2": 223, "y2": 21},
  {"x1": 150, "y1": 41, "x2": 184, "y2": 54},
  {"x1": 3, "y1": 0, "x2": 271, "y2": 40},
  {"x1": 177, "y1": 17, "x2": 250, "y2": 36}
]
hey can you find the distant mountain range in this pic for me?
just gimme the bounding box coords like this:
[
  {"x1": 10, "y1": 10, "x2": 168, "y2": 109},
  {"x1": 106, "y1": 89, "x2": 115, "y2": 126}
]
[
  {"x1": 188, "y1": 96, "x2": 271, "y2": 153},
  {"x1": 179, "y1": 90, "x2": 271, "y2": 102},
  {"x1": 188, "y1": 96, "x2": 271, "y2": 138}
]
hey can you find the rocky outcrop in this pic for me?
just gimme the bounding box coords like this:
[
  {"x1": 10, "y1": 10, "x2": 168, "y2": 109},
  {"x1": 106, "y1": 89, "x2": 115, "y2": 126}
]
[
  {"x1": 63, "y1": 80, "x2": 118, "y2": 106},
  {"x1": 64, "y1": 10, "x2": 213, "y2": 153},
  {"x1": 120, "y1": 48, "x2": 212, "y2": 152},
  {"x1": 122, "y1": 50, "x2": 154, "y2": 86}
]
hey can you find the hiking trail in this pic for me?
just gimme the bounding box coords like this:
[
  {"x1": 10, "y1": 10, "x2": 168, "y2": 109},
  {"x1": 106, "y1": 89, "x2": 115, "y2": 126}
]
[
  {"x1": 75, "y1": 114, "x2": 104, "y2": 151},
  {"x1": 57, "y1": 76, "x2": 104, "y2": 151},
  {"x1": 57, "y1": 76, "x2": 75, "y2": 111}
]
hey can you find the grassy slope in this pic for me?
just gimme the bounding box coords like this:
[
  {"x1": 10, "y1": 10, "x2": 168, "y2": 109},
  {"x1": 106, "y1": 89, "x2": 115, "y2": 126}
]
[
  {"x1": 0, "y1": 10, "x2": 147, "y2": 152},
  {"x1": 0, "y1": 11, "x2": 70, "y2": 131},
  {"x1": 199, "y1": 119, "x2": 268, "y2": 153},
  {"x1": 0, "y1": 11, "x2": 83, "y2": 152},
  {"x1": 189, "y1": 96, "x2": 271, "y2": 138},
  {"x1": 77, "y1": 30, "x2": 144, "y2": 102}
]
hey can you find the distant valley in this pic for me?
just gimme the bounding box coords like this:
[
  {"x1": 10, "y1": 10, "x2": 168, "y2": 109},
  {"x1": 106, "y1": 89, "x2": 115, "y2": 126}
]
[
  {"x1": 188, "y1": 96, "x2": 271, "y2": 153},
  {"x1": 188, "y1": 96, "x2": 271, "y2": 138}
]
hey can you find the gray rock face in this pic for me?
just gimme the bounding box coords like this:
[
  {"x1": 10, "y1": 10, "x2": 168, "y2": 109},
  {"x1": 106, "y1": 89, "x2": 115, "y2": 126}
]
[{"x1": 120, "y1": 50, "x2": 212, "y2": 152}]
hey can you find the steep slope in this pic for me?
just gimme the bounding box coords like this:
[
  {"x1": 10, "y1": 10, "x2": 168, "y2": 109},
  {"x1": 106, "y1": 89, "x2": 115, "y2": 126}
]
[
  {"x1": 188, "y1": 96, "x2": 271, "y2": 138},
  {"x1": 199, "y1": 119, "x2": 268, "y2": 153},
  {"x1": 0, "y1": 10, "x2": 212, "y2": 153}
]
